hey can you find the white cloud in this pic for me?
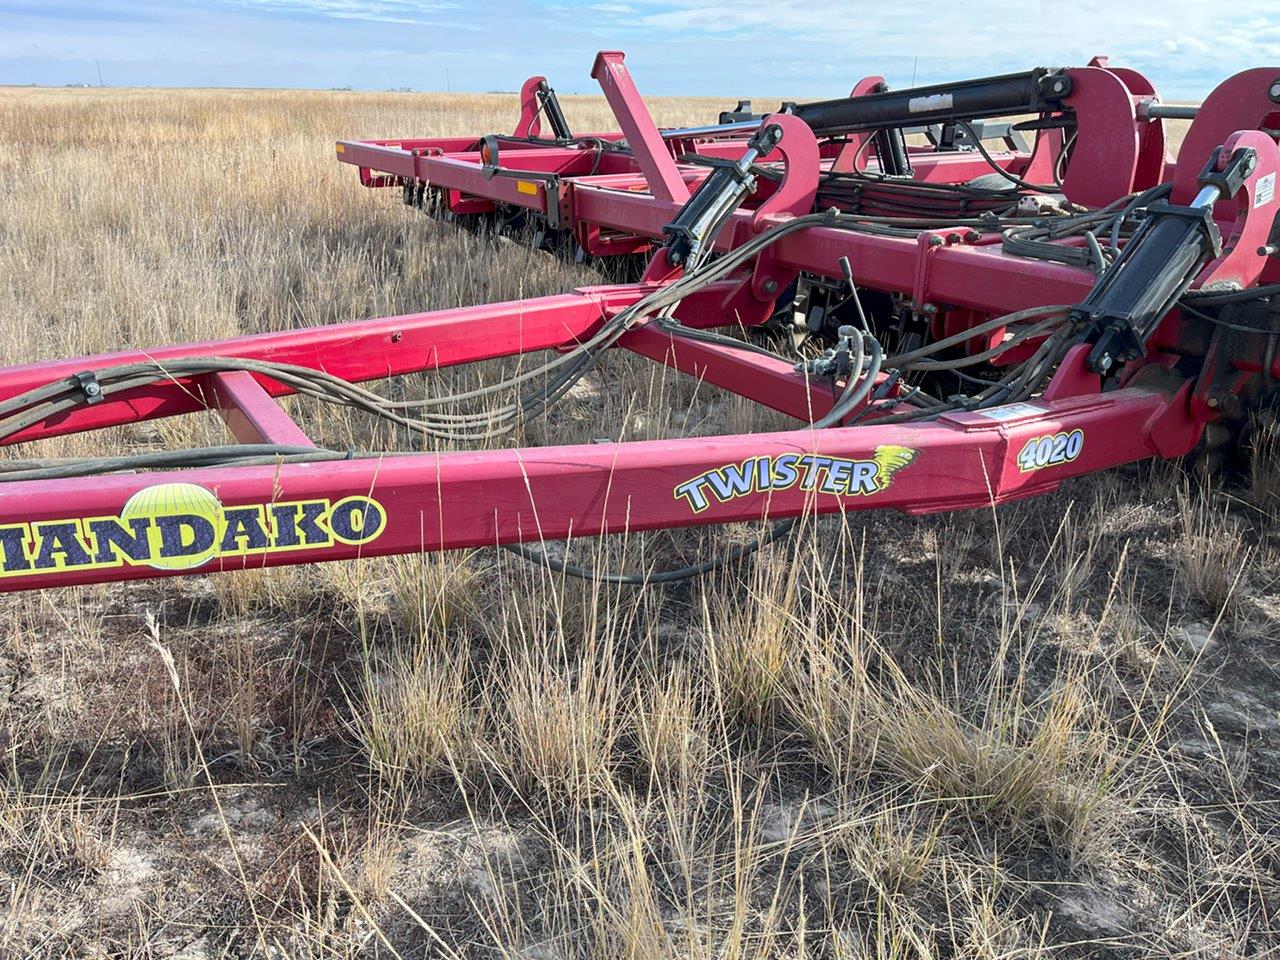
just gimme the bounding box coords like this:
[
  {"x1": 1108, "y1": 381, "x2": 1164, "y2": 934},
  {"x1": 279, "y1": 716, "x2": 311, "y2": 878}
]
[
  {"x1": 575, "y1": 0, "x2": 1280, "y2": 95},
  {"x1": 218, "y1": 0, "x2": 463, "y2": 25}
]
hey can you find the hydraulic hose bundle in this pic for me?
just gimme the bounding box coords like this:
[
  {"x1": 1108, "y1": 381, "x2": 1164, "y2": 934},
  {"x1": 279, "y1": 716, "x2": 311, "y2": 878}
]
[{"x1": 0, "y1": 208, "x2": 1083, "y2": 484}]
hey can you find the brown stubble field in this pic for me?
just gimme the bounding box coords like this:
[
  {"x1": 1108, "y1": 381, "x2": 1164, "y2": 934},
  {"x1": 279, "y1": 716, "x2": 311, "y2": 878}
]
[{"x1": 0, "y1": 87, "x2": 1276, "y2": 958}]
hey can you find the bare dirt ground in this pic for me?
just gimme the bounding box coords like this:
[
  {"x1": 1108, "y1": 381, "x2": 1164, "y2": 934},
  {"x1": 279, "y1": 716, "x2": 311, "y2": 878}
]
[{"x1": 0, "y1": 87, "x2": 1276, "y2": 959}]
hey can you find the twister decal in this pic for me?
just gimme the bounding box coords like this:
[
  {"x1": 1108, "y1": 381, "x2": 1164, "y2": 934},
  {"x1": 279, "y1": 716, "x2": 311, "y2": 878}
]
[{"x1": 674, "y1": 446, "x2": 920, "y2": 513}]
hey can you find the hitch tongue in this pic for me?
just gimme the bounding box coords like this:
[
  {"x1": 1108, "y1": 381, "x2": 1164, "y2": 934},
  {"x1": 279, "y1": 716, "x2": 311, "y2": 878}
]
[
  {"x1": 660, "y1": 121, "x2": 784, "y2": 267},
  {"x1": 1074, "y1": 145, "x2": 1258, "y2": 376}
]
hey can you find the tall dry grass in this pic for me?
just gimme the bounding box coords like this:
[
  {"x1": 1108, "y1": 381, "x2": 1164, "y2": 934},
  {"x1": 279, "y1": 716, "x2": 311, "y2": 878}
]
[{"x1": 0, "y1": 87, "x2": 1272, "y2": 958}]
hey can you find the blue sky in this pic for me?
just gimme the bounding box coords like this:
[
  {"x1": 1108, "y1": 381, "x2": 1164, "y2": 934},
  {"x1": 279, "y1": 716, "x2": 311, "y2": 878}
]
[{"x1": 2, "y1": 1, "x2": 1278, "y2": 99}]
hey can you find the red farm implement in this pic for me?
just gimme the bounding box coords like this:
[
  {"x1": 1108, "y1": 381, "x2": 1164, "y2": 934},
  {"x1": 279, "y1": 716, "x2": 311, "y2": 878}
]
[{"x1": 1, "y1": 52, "x2": 1279, "y2": 591}]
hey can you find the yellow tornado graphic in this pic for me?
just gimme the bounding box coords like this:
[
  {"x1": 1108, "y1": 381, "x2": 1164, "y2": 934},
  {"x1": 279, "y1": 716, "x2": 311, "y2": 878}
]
[
  {"x1": 120, "y1": 482, "x2": 224, "y2": 570},
  {"x1": 870, "y1": 445, "x2": 919, "y2": 491}
]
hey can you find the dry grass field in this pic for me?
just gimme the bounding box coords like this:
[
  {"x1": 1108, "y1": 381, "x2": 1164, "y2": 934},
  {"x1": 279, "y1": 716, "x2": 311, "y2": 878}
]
[{"x1": 0, "y1": 87, "x2": 1276, "y2": 959}]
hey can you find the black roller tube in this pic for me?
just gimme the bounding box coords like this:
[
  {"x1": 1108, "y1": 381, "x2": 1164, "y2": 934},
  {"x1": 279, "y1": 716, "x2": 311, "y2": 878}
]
[{"x1": 792, "y1": 68, "x2": 1070, "y2": 136}]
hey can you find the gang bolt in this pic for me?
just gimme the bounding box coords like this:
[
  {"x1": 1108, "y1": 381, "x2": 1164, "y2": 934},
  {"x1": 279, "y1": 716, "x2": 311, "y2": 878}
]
[
  {"x1": 84, "y1": 382, "x2": 100, "y2": 397},
  {"x1": 762, "y1": 279, "x2": 779, "y2": 294},
  {"x1": 1270, "y1": 79, "x2": 1280, "y2": 103}
]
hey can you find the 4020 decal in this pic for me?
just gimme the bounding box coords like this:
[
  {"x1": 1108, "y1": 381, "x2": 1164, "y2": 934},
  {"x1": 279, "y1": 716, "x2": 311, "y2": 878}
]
[{"x1": 1016, "y1": 429, "x2": 1084, "y2": 473}]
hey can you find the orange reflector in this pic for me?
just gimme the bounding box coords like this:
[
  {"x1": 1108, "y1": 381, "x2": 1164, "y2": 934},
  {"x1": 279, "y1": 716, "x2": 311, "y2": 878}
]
[
  {"x1": 517, "y1": 180, "x2": 539, "y2": 195},
  {"x1": 335, "y1": 143, "x2": 345, "y2": 153}
]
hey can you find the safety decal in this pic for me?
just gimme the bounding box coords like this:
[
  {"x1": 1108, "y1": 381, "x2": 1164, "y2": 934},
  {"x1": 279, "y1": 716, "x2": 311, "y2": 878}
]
[
  {"x1": 1255, "y1": 172, "x2": 1275, "y2": 209},
  {"x1": 1015, "y1": 429, "x2": 1084, "y2": 472},
  {"x1": 0, "y1": 482, "x2": 386, "y2": 579},
  {"x1": 674, "y1": 445, "x2": 919, "y2": 513},
  {"x1": 975, "y1": 402, "x2": 1046, "y2": 422}
]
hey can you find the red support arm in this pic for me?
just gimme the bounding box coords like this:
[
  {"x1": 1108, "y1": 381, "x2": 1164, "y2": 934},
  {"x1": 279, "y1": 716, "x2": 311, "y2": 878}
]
[
  {"x1": 619, "y1": 324, "x2": 880, "y2": 423},
  {"x1": 590, "y1": 51, "x2": 690, "y2": 204},
  {"x1": 205, "y1": 372, "x2": 315, "y2": 447},
  {"x1": 0, "y1": 286, "x2": 645, "y2": 445}
]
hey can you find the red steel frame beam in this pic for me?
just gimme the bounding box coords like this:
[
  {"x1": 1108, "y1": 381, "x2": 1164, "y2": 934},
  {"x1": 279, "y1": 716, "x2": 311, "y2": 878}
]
[
  {"x1": 0, "y1": 278, "x2": 865, "y2": 452},
  {"x1": 618, "y1": 324, "x2": 851, "y2": 423},
  {"x1": 336, "y1": 139, "x2": 1029, "y2": 235},
  {"x1": 568, "y1": 184, "x2": 1102, "y2": 314},
  {"x1": 0, "y1": 365, "x2": 1192, "y2": 592},
  {"x1": 767, "y1": 225, "x2": 1099, "y2": 314},
  {"x1": 336, "y1": 138, "x2": 1022, "y2": 201},
  {"x1": 205, "y1": 372, "x2": 316, "y2": 448},
  {"x1": 0, "y1": 286, "x2": 648, "y2": 445}
]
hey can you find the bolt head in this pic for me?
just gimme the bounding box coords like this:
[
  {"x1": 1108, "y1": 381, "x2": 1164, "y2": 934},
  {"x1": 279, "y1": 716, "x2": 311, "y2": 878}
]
[
  {"x1": 762, "y1": 279, "x2": 779, "y2": 294},
  {"x1": 1207, "y1": 396, "x2": 1220, "y2": 408},
  {"x1": 1270, "y1": 79, "x2": 1280, "y2": 103}
]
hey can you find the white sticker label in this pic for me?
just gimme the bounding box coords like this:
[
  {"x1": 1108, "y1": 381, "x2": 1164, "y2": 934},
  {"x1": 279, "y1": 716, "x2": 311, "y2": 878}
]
[
  {"x1": 975, "y1": 402, "x2": 1046, "y2": 422},
  {"x1": 1255, "y1": 172, "x2": 1275, "y2": 208},
  {"x1": 908, "y1": 93, "x2": 953, "y2": 114}
]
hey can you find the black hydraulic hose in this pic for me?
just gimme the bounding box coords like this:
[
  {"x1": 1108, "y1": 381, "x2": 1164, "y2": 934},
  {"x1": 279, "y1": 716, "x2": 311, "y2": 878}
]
[
  {"x1": 1182, "y1": 282, "x2": 1280, "y2": 306},
  {"x1": 1179, "y1": 300, "x2": 1280, "y2": 336},
  {"x1": 0, "y1": 445, "x2": 334, "y2": 481},
  {"x1": 957, "y1": 121, "x2": 1060, "y2": 193}
]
